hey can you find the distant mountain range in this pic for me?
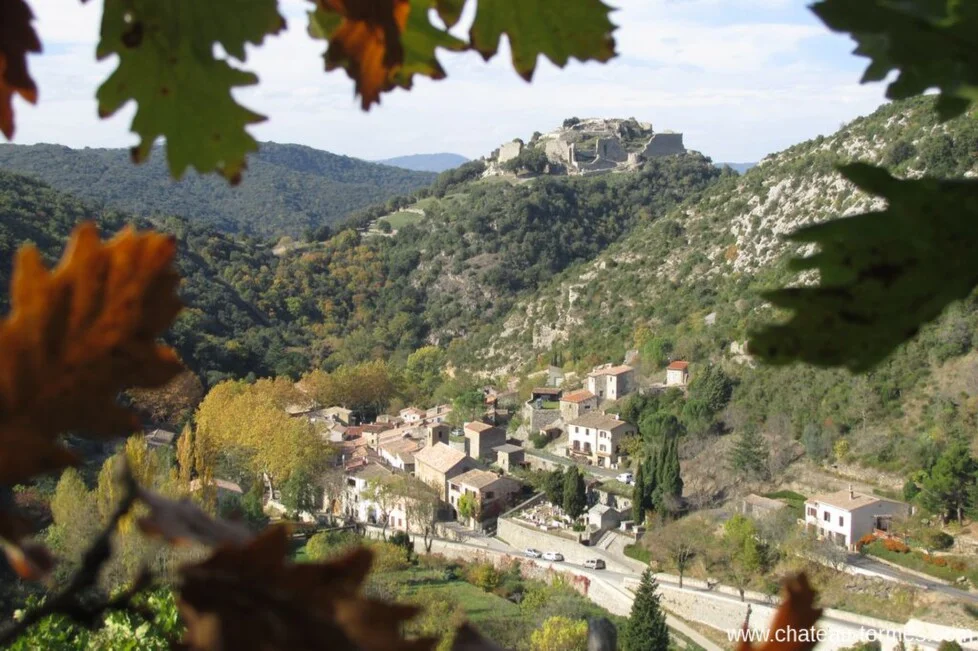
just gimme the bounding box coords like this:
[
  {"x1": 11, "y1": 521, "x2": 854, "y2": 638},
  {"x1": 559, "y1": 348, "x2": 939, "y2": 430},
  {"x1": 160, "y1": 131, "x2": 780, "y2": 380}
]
[
  {"x1": 377, "y1": 153, "x2": 469, "y2": 173},
  {"x1": 0, "y1": 142, "x2": 435, "y2": 238},
  {"x1": 717, "y1": 162, "x2": 757, "y2": 174}
]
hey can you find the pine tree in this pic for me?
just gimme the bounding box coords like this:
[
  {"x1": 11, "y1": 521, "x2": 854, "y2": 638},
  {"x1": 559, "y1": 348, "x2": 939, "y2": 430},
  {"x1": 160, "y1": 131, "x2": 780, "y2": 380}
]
[
  {"x1": 622, "y1": 569, "x2": 669, "y2": 651},
  {"x1": 730, "y1": 425, "x2": 769, "y2": 479},
  {"x1": 632, "y1": 461, "x2": 645, "y2": 523},
  {"x1": 563, "y1": 465, "x2": 587, "y2": 519}
]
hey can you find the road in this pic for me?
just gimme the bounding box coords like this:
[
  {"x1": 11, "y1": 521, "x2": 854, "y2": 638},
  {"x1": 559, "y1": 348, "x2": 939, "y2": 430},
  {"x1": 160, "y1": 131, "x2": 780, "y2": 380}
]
[{"x1": 848, "y1": 553, "x2": 978, "y2": 603}]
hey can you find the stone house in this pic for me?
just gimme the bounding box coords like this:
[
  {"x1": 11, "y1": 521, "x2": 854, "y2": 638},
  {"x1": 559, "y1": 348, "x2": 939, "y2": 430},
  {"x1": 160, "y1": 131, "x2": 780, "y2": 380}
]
[
  {"x1": 399, "y1": 407, "x2": 426, "y2": 424},
  {"x1": 666, "y1": 361, "x2": 690, "y2": 386},
  {"x1": 448, "y1": 468, "x2": 521, "y2": 524},
  {"x1": 321, "y1": 406, "x2": 354, "y2": 425},
  {"x1": 586, "y1": 364, "x2": 635, "y2": 401},
  {"x1": 588, "y1": 503, "x2": 621, "y2": 531},
  {"x1": 742, "y1": 494, "x2": 788, "y2": 519},
  {"x1": 803, "y1": 487, "x2": 910, "y2": 550},
  {"x1": 341, "y1": 460, "x2": 409, "y2": 530},
  {"x1": 567, "y1": 413, "x2": 637, "y2": 468},
  {"x1": 414, "y1": 443, "x2": 479, "y2": 501},
  {"x1": 379, "y1": 437, "x2": 422, "y2": 473},
  {"x1": 189, "y1": 478, "x2": 243, "y2": 510},
  {"x1": 144, "y1": 429, "x2": 177, "y2": 449},
  {"x1": 530, "y1": 387, "x2": 563, "y2": 403},
  {"x1": 464, "y1": 421, "x2": 507, "y2": 461},
  {"x1": 424, "y1": 404, "x2": 453, "y2": 424},
  {"x1": 559, "y1": 389, "x2": 598, "y2": 422},
  {"x1": 493, "y1": 443, "x2": 526, "y2": 473}
]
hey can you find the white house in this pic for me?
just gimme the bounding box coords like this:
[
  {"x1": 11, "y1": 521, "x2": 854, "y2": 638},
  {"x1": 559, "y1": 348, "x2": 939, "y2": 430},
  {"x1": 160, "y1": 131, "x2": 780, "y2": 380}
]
[
  {"x1": 567, "y1": 413, "x2": 637, "y2": 468},
  {"x1": 803, "y1": 487, "x2": 910, "y2": 550},
  {"x1": 586, "y1": 364, "x2": 635, "y2": 401},
  {"x1": 399, "y1": 407, "x2": 426, "y2": 424},
  {"x1": 666, "y1": 361, "x2": 689, "y2": 386},
  {"x1": 341, "y1": 461, "x2": 409, "y2": 530}
]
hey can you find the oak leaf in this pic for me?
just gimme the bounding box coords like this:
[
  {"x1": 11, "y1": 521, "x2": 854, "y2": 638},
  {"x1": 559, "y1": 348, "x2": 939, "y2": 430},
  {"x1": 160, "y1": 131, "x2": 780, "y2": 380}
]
[
  {"x1": 469, "y1": 0, "x2": 617, "y2": 81},
  {"x1": 0, "y1": 508, "x2": 54, "y2": 581},
  {"x1": 311, "y1": 0, "x2": 411, "y2": 110},
  {"x1": 0, "y1": 0, "x2": 41, "y2": 139},
  {"x1": 135, "y1": 486, "x2": 253, "y2": 548},
  {"x1": 737, "y1": 573, "x2": 822, "y2": 651},
  {"x1": 0, "y1": 222, "x2": 183, "y2": 484},
  {"x1": 178, "y1": 525, "x2": 435, "y2": 650},
  {"x1": 95, "y1": 0, "x2": 285, "y2": 182}
]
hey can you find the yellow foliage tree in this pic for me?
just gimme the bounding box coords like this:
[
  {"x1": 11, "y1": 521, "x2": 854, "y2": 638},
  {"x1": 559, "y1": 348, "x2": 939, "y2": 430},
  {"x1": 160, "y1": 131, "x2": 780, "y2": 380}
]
[
  {"x1": 194, "y1": 379, "x2": 332, "y2": 493},
  {"x1": 529, "y1": 616, "x2": 589, "y2": 651}
]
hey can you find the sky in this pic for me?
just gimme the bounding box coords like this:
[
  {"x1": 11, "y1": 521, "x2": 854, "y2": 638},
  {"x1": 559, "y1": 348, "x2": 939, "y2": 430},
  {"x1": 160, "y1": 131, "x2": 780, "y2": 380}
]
[{"x1": 11, "y1": 0, "x2": 891, "y2": 164}]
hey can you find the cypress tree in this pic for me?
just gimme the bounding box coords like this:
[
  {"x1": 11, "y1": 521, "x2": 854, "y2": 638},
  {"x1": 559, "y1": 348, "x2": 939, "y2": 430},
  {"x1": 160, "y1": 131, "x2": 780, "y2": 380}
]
[
  {"x1": 632, "y1": 461, "x2": 645, "y2": 523},
  {"x1": 642, "y1": 453, "x2": 657, "y2": 517},
  {"x1": 563, "y1": 465, "x2": 587, "y2": 519},
  {"x1": 622, "y1": 569, "x2": 670, "y2": 651}
]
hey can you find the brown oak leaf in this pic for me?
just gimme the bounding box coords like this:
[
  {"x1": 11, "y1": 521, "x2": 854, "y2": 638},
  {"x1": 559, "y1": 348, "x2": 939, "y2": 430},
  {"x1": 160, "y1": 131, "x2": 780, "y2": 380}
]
[
  {"x1": 0, "y1": 222, "x2": 183, "y2": 484},
  {"x1": 136, "y1": 486, "x2": 253, "y2": 548},
  {"x1": 317, "y1": 0, "x2": 410, "y2": 110},
  {"x1": 2, "y1": 539, "x2": 54, "y2": 581},
  {"x1": 738, "y1": 573, "x2": 823, "y2": 651},
  {"x1": 178, "y1": 525, "x2": 435, "y2": 651},
  {"x1": 0, "y1": 0, "x2": 42, "y2": 138}
]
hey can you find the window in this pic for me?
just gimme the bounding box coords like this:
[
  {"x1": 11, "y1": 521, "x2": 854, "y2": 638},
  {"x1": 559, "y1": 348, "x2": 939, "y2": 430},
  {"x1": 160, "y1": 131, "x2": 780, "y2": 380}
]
[
  {"x1": 485, "y1": 491, "x2": 494, "y2": 499},
  {"x1": 347, "y1": 478, "x2": 356, "y2": 487},
  {"x1": 838, "y1": 516, "x2": 844, "y2": 526},
  {"x1": 823, "y1": 511, "x2": 830, "y2": 522},
  {"x1": 807, "y1": 507, "x2": 816, "y2": 517}
]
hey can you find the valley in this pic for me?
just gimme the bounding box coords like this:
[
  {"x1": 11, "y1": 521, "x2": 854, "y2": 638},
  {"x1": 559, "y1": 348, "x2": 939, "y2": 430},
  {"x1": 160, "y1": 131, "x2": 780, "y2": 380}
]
[{"x1": 4, "y1": 95, "x2": 978, "y2": 650}]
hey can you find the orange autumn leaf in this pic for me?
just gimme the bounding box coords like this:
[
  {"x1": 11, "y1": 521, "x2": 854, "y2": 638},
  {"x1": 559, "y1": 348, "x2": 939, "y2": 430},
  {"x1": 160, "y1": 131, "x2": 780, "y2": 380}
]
[
  {"x1": 0, "y1": 0, "x2": 42, "y2": 139},
  {"x1": 178, "y1": 525, "x2": 435, "y2": 651},
  {"x1": 0, "y1": 222, "x2": 183, "y2": 484},
  {"x1": 317, "y1": 0, "x2": 410, "y2": 110},
  {"x1": 2, "y1": 539, "x2": 55, "y2": 581},
  {"x1": 738, "y1": 573, "x2": 823, "y2": 651}
]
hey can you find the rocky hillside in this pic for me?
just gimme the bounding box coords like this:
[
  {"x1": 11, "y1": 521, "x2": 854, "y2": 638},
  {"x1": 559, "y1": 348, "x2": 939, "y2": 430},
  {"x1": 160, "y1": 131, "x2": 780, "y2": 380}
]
[
  {"x1": 0, "y1": 142, "x2": 435, "y2": 238},
  {"x1": 471, "y1": 96, "x2": 978, "y2": 500}
]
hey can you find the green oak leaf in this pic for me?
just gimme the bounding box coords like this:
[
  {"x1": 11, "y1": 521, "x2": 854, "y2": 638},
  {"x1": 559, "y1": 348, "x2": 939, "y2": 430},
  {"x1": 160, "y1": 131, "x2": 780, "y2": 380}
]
[
  {"x1": 95, "y1": 0, "x2": 285, "y2": 182},
  {"x1": 812, "y1": 0, "x2": 978, "y2": 120},
  {"x1": 394, "y1": 0, "x2": 468, "y2": 88},
  {"x1": 749, "y1": 164, "x2": 978, "y2": 372},
  {"x1": 435, "y1": 0, "x2": 467, "y2": 28},
  {"x1": 469, "y1": 0, "x2": 617, "y2": 81}
]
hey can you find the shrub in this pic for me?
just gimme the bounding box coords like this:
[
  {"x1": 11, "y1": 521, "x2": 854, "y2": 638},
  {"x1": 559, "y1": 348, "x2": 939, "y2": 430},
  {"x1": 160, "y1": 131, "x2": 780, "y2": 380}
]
[
  {"x1": 922, "y1": 530, "x2": 955, "y2": 551},
  {"x1": 856, "y1": 534, "x2": 877, "y2": 551},
  {"x1": 467, "y1": 562, "x2": 501, "y2": 592},
  {"x1": 937, "y1": 642, "x2": 963, "y2": 651},
  {"x1": 530, "y1": 432, "x2": 550, "y2": 449},
  {"x1": 883, "y1": 539, "x2": 910, "y2": 553}
]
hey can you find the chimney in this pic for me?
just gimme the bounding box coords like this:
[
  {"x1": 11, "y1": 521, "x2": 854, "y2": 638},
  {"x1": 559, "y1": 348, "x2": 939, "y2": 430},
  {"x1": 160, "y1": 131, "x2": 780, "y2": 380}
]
[{"x1": 849, "y1": 484, "x2": 854, "y2": 500}]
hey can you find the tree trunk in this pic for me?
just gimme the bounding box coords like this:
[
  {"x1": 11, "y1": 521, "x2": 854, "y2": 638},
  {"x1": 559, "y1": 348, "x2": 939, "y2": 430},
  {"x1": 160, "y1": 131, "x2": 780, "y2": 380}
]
[
  {"x1": 738, "y1": 587, "x2": 745, "y2": 602},
  {"x1": 678, "y1": 571, "x2": 683, "y2": 590},
  {"x1": 424, "y1": 527, "x2": 434, "y2": 553}
]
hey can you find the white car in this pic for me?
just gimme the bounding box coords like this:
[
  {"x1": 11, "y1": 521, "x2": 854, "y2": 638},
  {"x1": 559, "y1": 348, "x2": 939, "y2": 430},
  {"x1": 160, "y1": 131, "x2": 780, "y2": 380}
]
[
  {"x1": 584, "y1": 559, "x2": 606, "y2": 570},
  {"x1": 542, "y1": 551, "x2": 564, "y2": 562},
  {"x1": 617, "y1": 472, "x2": 634, "y2": 484},
  {"x1": 524, "y1": 548, "x2": 542, "y2": 558}
]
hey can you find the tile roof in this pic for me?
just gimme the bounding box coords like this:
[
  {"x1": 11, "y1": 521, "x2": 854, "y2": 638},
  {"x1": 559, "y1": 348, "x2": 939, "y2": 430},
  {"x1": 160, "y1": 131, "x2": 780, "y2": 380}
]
[
  {"x1": 414, "y1": 443, "x2": 468, "y2": 474},
  {"x1": 568, "y1": 412, "x2": 630, "y2": 431},
  {"x1": 531, "y1": 387, "x2": 562, "y2": 395},
  {"x1": 348, "y1": 462, "x2": 393, "y2": 482},
  {"x1": 667, "y1": 361, "x2": 689, "y2": 371},
  {"x1": 465, "y1": 421, "x2": 494, "y2": 433},
  {"x1": 561, "y1": 389, "x2": 596, "y2": 404},
  {"x1": 454, "y1": 469, "x2": 505, "y2": 490},
  {"x1": 381, "y1": 437, "x2": 422, "y2": 462},
  {"x1": 493, "y1": 444, "x2": 524, "y2": 454},
  {"x1": 190, "y1": 478, "x2": 243, "y2": 494},
  {"x1": 808, "y1": 489, "x2": 885, "y2": 511},
  {"x1": 588, "y1": 364, "x2": 634, "y2": 377}
]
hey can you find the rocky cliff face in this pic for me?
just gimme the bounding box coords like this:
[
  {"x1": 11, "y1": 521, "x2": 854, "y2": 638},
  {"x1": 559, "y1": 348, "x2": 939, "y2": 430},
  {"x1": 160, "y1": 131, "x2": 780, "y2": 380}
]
[{"x1": 476, "y1": 97, "x2": 978, "y2": 375}]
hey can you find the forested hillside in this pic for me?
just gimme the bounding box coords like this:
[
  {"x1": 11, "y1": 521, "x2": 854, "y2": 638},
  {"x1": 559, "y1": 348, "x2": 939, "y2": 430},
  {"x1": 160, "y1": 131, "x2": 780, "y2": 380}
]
[
  {"x1": 0, "y1": 150, "x2": 722, "y2": 386},
  {"x1": 0, "y1": 142, "x2": 435, "y2": 237},
  {"x1": 472, "y1": 96, "x2": 978, "y2": 493}
]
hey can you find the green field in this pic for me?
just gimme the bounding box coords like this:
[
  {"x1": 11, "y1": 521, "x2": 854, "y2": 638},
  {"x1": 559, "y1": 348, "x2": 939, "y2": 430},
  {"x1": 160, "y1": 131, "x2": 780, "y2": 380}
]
[
  {"x1": 380, "y1": 210, "x2": 426, "y2": 230},
  {"x1": 394, "y1": 569, "x2": 523, "y2": 626}
]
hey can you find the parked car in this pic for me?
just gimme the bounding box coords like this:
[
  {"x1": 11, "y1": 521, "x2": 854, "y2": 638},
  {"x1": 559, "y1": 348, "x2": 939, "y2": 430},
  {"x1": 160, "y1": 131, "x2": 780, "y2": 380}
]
[
  {"x1": 542, "y1": 551, "x2": 564, "y2": 562},
  {"x1": 524, "y1": 548, "x2": 542, "y2": 558},
  {"x1": 616, "y1": 472, "x2": 634, "y2": 484},
  {"x1": 584, "y1": 558, "x2": 606, "y2": 570}
]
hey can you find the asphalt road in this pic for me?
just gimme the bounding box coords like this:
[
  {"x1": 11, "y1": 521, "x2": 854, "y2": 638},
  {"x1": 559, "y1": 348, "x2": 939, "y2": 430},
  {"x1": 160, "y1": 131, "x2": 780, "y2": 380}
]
[{"x1": 848, "y1": 553, "x2": 978, "y2": 604}]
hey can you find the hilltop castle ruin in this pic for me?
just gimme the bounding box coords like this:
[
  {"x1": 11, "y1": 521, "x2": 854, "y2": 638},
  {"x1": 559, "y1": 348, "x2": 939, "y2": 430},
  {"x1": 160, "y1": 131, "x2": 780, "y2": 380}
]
[{"x1": 488, "y1": 117, "x2": 685, "y2": 176}]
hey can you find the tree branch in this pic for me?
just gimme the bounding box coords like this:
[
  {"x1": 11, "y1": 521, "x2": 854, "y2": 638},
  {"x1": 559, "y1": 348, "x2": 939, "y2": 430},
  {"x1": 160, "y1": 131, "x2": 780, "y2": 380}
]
[{"x1": 0, "y1": 465, "x2": 152, "y2": 646}]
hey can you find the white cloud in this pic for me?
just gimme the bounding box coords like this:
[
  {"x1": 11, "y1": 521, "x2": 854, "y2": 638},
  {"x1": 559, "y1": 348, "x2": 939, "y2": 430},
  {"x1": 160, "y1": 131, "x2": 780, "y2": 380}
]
[{"x1": 9, "y1": 0, "x2": 889, "y2": 163}]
